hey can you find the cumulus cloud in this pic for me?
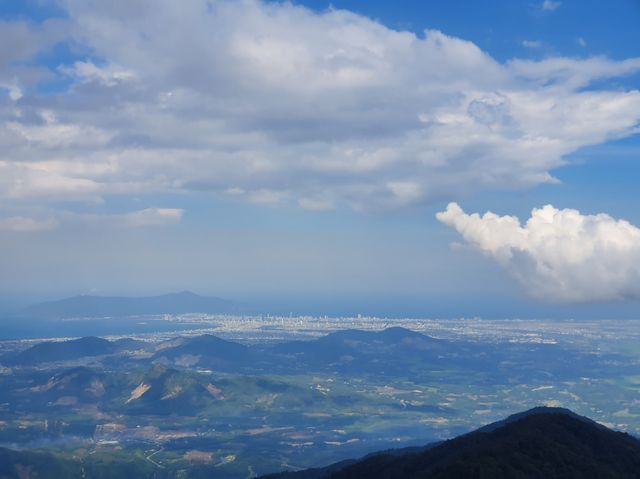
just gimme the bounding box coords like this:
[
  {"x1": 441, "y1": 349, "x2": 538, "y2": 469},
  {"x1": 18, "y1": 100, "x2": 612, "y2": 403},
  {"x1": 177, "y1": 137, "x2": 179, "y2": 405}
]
[
  {"x1": 0, "y1": 0, "x2": 639, "y2": 213},
  {"x1": 437, "y1": 203, "x2": 640, "y2": 303}
]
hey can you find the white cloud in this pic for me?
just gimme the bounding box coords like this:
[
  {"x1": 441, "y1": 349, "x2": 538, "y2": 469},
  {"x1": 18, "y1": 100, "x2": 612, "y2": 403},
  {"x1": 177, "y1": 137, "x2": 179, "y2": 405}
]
[
  {"x1": 0, "y1": 0, "x2": 639, "y2": 212},
  {"x1": 0, "y1": 83, "x2": 22, "y2": 101},
  {"x1": 0, "y1": 216, "x2": 59, "y2": 233},
  {"x1": 0, "y1": 161, "x2": 102, "y2": 200},
  {"x1": 59, "y1": 60, "x2": 135, "y2": 86},
  {"x1": 0, "y1": 208, "x2": 183, "y2": 233},
  {"x1": 542, "y1": 0, "x2": 561, "y2": 11},
  {"x1": 7, "y1": 110, "x2": 112, "y2": 148},
  {"x1": 121, "y1": 208, "x2": 184, "y2": 227},
  {"x1": 437, "y1": 203, "x2": 640, "y2": 303},
  {"x1": 522, "y1": 40, "x2": 542, "y2": 49},
  {"x1": 0, "y1": 18, "x2": 67, "y2": 100},
  {"x1": 508, "y1": 56, "x2": 640, "y2": 89},
  {"x1": 298, "y1": 196, "x2": 334, "y2": 211},
  {"x1": 58, "y1": 208, "x2": 185, "y2": 228}
]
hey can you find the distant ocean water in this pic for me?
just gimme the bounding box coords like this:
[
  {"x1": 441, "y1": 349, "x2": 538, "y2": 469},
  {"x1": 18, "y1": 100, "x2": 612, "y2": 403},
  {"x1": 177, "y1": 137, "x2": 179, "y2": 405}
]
[{"x1": 0, "y1": 317, "x2": 204, "y2": 340}]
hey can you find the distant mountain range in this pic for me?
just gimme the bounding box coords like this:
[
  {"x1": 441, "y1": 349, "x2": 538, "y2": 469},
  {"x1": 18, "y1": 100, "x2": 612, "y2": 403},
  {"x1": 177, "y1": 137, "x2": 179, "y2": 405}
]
[
  {"x1": 1, "y1": 327, "x2": 473, "y2": 376},
  {"x1": 22, "y1": 291, "x2": 255, "y2": 318},
  {"x1": 265, "y1": 407, "x2": 640, "y2": 478},
  {"x1": 0, "y1": 326, "x2": 589, "y2": 381}
]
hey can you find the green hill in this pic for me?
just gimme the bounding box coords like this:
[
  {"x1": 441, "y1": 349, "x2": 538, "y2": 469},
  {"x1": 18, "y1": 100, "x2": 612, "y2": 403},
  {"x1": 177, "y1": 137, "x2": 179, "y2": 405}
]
[{"x1": 2, "y1": 337, "x2": 115, "y2": 366}]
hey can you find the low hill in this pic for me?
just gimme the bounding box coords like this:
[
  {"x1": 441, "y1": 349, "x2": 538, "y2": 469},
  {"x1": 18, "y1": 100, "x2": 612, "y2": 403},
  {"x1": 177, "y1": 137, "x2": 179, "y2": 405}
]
[
  {"x1": 267, "y1": 407, "x2": 640, "y2": 478},
  {"x1": 269, "y1": 327, "x2": 479, "y2": 374},
  {"x1": 274, "y1": 327, "x2": 447, "y2": 357},
  {"x1": 1, "y1": 336, "x2": 115, "y2": 366},
  {"x1": 122, "y1": 364, "x2": 223, "y2": 415},
  {"x1": 153, "y1": 334, "x2": 250, "y2": 368},
  {"x1": 31, "y1": 366, "x2": 107, "y2": 404},
  {"x1": 23, "y1": 291, "x2": 253, "y2": 319}
]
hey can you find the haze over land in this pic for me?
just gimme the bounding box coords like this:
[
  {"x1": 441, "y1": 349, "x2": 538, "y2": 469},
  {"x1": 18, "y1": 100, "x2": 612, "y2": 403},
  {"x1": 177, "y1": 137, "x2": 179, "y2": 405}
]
[{"x1": 2, "y1": 318, "x2": 640, "y2": 477}]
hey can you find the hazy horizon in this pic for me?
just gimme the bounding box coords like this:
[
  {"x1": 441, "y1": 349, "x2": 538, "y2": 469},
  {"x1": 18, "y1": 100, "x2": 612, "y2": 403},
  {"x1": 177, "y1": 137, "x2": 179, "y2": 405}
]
[
  {"x1": 2, "y1": 0, "x2": 640, "y2": 318},
  {"x1": 4, "y1": 289, "x2": 640, "y2": 322}
]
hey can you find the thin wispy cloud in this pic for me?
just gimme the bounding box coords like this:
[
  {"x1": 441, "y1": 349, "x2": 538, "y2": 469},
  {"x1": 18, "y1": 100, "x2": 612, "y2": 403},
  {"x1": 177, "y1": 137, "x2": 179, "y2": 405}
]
[
  {"x1": 0, "y1": 208, "x2": 184, "y2": 234},
  {"x1": 542, "y1": 0, "x2": 562, "y2": 11},
  {"x1": 522, "y1": 39, "x2": 542, "y2": 48},
  {"x1": 0, "y1": 216, "x2": 58, "y2": 233}
]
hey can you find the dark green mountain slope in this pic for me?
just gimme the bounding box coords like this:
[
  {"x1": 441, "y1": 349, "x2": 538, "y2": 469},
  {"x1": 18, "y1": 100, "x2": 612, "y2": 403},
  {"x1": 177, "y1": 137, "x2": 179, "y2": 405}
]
[
  {"x1": 1, "y1": 408, "x2": 639, "y2": 478},
  {"x1": 267, "y1": 407, "x2": 640, "y2": 479}
]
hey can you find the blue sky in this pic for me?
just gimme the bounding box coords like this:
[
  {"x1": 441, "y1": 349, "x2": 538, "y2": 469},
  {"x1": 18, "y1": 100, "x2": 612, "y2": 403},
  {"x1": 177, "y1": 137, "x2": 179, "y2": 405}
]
[{"x1": 1, "y1": 0, "x2": 640, "y2": 318}]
